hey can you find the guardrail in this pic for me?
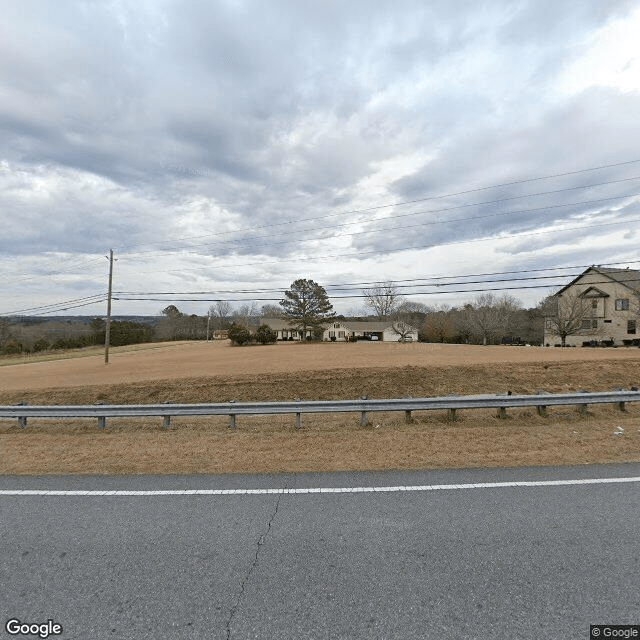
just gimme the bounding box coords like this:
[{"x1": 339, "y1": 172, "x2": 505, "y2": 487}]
[{"x1": 1, "y1": 389, "x2": 638, "y2": 429}]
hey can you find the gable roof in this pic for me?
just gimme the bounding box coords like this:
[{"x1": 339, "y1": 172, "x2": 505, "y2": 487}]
[
  {"x1": 555, "y1": 266, "x2": 640, "y2": 297},
  {"x1": 578, "y1": 286, "x2": 609, "y2": 298}
]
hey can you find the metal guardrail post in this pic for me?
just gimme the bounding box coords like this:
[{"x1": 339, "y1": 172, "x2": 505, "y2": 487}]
[
  {"x1": 295, "y1": 398, "x2": 302, "y2": 430},
  {"x1": 578, "y1": 390, "x2": 589, "y2": 416},
  {"x1": 360, "y1": 396, "x2": 368, "y2": 427},
  {"x1": 229, "y1": 400, "x2": 236, "y2": 429},
  {"x1": 404, "y1": 396, "x2": 413, "y2": 423},
  {"x1": 446, "y1": 394, "x2": 457, "y2": 421},
  {"x1": 613, "y1": 388, "x2": 626, "y2": 412},
  {"x1": 95, "y1": 402, "x2": 106, "y2": 429},
  {"x1": 163, "y1": 401, "x2": 175, "y2": 428},
  {"x1": 18, "y1": 402, "x2": 28, "y2": 429},
  {"x1": 497, "y1": 391, "x2": 511, "y2": 419},
  {"x1": 536, "y1": 390, "x2": 550, "y2": 417}
]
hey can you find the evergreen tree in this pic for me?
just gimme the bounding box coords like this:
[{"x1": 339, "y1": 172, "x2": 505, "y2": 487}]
[{"x1": 279, "y1": 279, "x2": 335, "y2": 339}]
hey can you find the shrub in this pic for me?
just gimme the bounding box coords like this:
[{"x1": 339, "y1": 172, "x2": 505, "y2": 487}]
[
  {"x1": 254, "y1": 324, "x2": 277, "y2": 345},
  {"x1": 32, "y1": 337, "x2": 50, "y2": 352},
  {"x1": 2, "y1": 338, "x2": 24, "y2": 355},
  {"x1": 228, "y1": 323, "x2": 252, "y2": 346}
]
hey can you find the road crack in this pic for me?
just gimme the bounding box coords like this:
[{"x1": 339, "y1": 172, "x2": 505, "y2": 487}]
[{"x1": 225, "y1": 492, "x2": 282, "y2": 640}]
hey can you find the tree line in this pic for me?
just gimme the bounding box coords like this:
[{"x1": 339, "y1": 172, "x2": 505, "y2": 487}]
[{"x1": 1, "y1": 277, "x2": 606, "y2": 355}]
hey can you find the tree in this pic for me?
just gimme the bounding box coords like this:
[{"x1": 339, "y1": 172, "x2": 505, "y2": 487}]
[
  {"x1": 540, "y1": 290, "x2": 601, "y2": 346},
  {"x1": 459, "y1": 293, "x2": 521, "y2": 345},
  {"x1": 279, "y1": 278, "x2": 335, "y2": 339},
  {"x1": 260, "y1": 304, "x2": 282, "y2": 318},
  {"x1": 231, "y1": 302, "x2": 260, "y2": 329},
  {"x1": 423, "y1": 305, "x2": 456, "y2": 343},
  {"x1": 0, "y1": 319, "x2": 11, "y2": 349},
  {"x1": 2, "y1": 338, "x2": 24, "y2": 355},
  {"x1": 208, "y1": 301, "x2": 233, "y2": 330},
  {"x1": 363, "y1": 281, "x2": 404, "y2": 319}
]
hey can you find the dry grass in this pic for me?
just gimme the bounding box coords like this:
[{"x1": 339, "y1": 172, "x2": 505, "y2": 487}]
[
  {"x1": 2, "y1": 342, "x2": 640, "y2": 475},
  {"x1": 1, "y1": 407, "x2": 639, "y2": 475},
  {"x1": 0, "y1": 341, "x2": 177, "y2": 367}
]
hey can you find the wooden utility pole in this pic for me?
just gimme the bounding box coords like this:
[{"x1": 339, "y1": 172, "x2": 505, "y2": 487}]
[{"x1": 105, "y1": 249, "x2": 113, "y2": 365}]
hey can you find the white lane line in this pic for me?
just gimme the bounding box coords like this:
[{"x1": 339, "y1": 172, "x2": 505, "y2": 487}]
[{"x1": 0, "y1": 476, "x2": 639, "y2": 496}]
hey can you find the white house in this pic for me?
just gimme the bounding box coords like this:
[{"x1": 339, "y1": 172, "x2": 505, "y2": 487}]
[
  {"x1": 260, "y1": 318, "x2": 419, "y2": 342},
  {"x1": 323, "y1": 320, "x2": 418, "y2": 342}
]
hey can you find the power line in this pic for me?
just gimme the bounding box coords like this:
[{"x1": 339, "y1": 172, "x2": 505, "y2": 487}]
[
  {"x1": 1, "y1": 256, "x2": 105, "y2": 287},
  {"x1": 120, "y1": 190, "x2": 640, "y2": 259},
  {"x1": 112, "y1": 277, "x2": 640, "y2": 304},
  {"x1": 120, "y1": 176, "x2": 640, "y2": 257},
  {"x1": 127, "y1": 215, "x2": 640, "y2": 276},
  {"x1": 2, "y1": 294, "x2": 106, "y2": 317},
  {"x1": 118, "y1": 157, "x2": 640, "y2": 254}
]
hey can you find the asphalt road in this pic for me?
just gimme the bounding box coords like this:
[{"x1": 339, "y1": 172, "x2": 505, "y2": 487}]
[{"x1": 1, "y1": 464, "x2": 639, "y2": 640}]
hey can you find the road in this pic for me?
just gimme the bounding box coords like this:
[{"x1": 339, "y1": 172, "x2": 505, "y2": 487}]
[{"x1": 1, "y1": 464, "x2": 639, "y2": 639}]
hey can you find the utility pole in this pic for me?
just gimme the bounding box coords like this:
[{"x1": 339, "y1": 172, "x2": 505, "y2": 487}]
[{"x1": 105, "y1": 249, "x2": 114, "y2": 365}]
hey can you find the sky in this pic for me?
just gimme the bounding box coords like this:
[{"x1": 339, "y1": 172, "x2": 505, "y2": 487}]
[{"x1": 2, "y1": 0, "x2": 640, "y2": 317}]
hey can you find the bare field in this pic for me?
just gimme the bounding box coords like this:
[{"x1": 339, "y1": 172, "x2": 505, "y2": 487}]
[
  {"x1": 2, "y1": 340, "x2": 640, "y2": 393},
  {"x1": 1, "y1": 341, "x2": 640, "y2": 475}
]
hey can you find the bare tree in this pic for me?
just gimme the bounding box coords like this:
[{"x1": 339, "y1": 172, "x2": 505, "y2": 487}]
[
  {"x1": 540, "y1": 290, "x2": 601, "y2": 346},
  {"x1": 423, "y1": 304, "x2": 456, "y2": 343},
  {"x1": 362, "y1": 281, "x2": 404, "y2": 319},
  {"x1": 260, "y1": 303, "x2": 282, "y2": 318},
  {"x1": 389, "y1": 302, "x2": 418, "y2": 341},
  {"x1": 208, "y1": 300, "x2": 233, "y2": 330},
  {"x1": 459, "y1": 293, "x2": 521, "y2": 345},
  {"x1": 232, "y1": 302, "x2": 260, "y2": 329}
]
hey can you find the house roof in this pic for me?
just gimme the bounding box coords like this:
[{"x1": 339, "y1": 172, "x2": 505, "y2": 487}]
[
  {"x1": 555, "y1": 266, "x2": 640, "y2": 297},
  {"x1": 260, "y1": 318, "x2": 418, "y2": 332}
]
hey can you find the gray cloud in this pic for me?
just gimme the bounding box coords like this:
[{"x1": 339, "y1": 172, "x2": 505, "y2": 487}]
[{"x1": 1, "y1": 0, "x2": 639, "y2": 313}]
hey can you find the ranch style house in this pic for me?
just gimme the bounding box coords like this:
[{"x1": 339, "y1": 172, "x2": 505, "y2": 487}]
[
  {"x1": 544, "y1": 266, "x2": 640, "y2": 347},
  {"x1": 261, "y1": 318, "x2": 420, "y2": 342}
]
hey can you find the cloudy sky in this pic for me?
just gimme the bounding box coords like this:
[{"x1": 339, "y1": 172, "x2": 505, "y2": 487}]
[{"x1": 2, "y1": 0, "x2": 640, "y2": 317}]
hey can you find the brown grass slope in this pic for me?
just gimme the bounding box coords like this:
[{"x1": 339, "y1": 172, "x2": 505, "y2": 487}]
[{"x1": 1, "y1": 343, "x2": 639, "y2": 475}]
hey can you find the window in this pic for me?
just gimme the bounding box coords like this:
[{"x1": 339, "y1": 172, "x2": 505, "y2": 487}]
[
  {"x1": 338, "y1": 331, "x2": 345, "y2": 338},
  {"x1": 591, "y1": 299, "x2": 598, "y2": 308},
  {"x1": 628, "y1": 320, "x2": 636, "y2": 335},
  {"x1": 615, "y1": 298, "x2": 629, "y2": 310},
  {"x1": 334, "y1": 323, "x2": 340, "y2": 328},
  {"x1": 581, "y1": 319, "x2": 598, "y2": 330},
  {"x1": 329, "y1": 331, "x2": 335, "y2": 338}
]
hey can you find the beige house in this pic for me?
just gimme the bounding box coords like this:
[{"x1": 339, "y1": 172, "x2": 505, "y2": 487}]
[
  {"x1": 544, "y1": 266, "x2": 640, "y2": 346},
  {"x1": 260, "y1": 318, "x2": 314, "y2": 340},
  {"x1": 261, "y1": 318, "x2": 419, "y2": 342}
]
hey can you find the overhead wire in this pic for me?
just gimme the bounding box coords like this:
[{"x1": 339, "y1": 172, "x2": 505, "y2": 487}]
[
  {"x1": 125, "y1": 215, "x2": 640, "y2": 275},
  {"x1": 119, "y1": 176, "x2": 640, "y2": 257},
  {"x1": 117, "y1": 157, "x2": 640, "y2": 254}
]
